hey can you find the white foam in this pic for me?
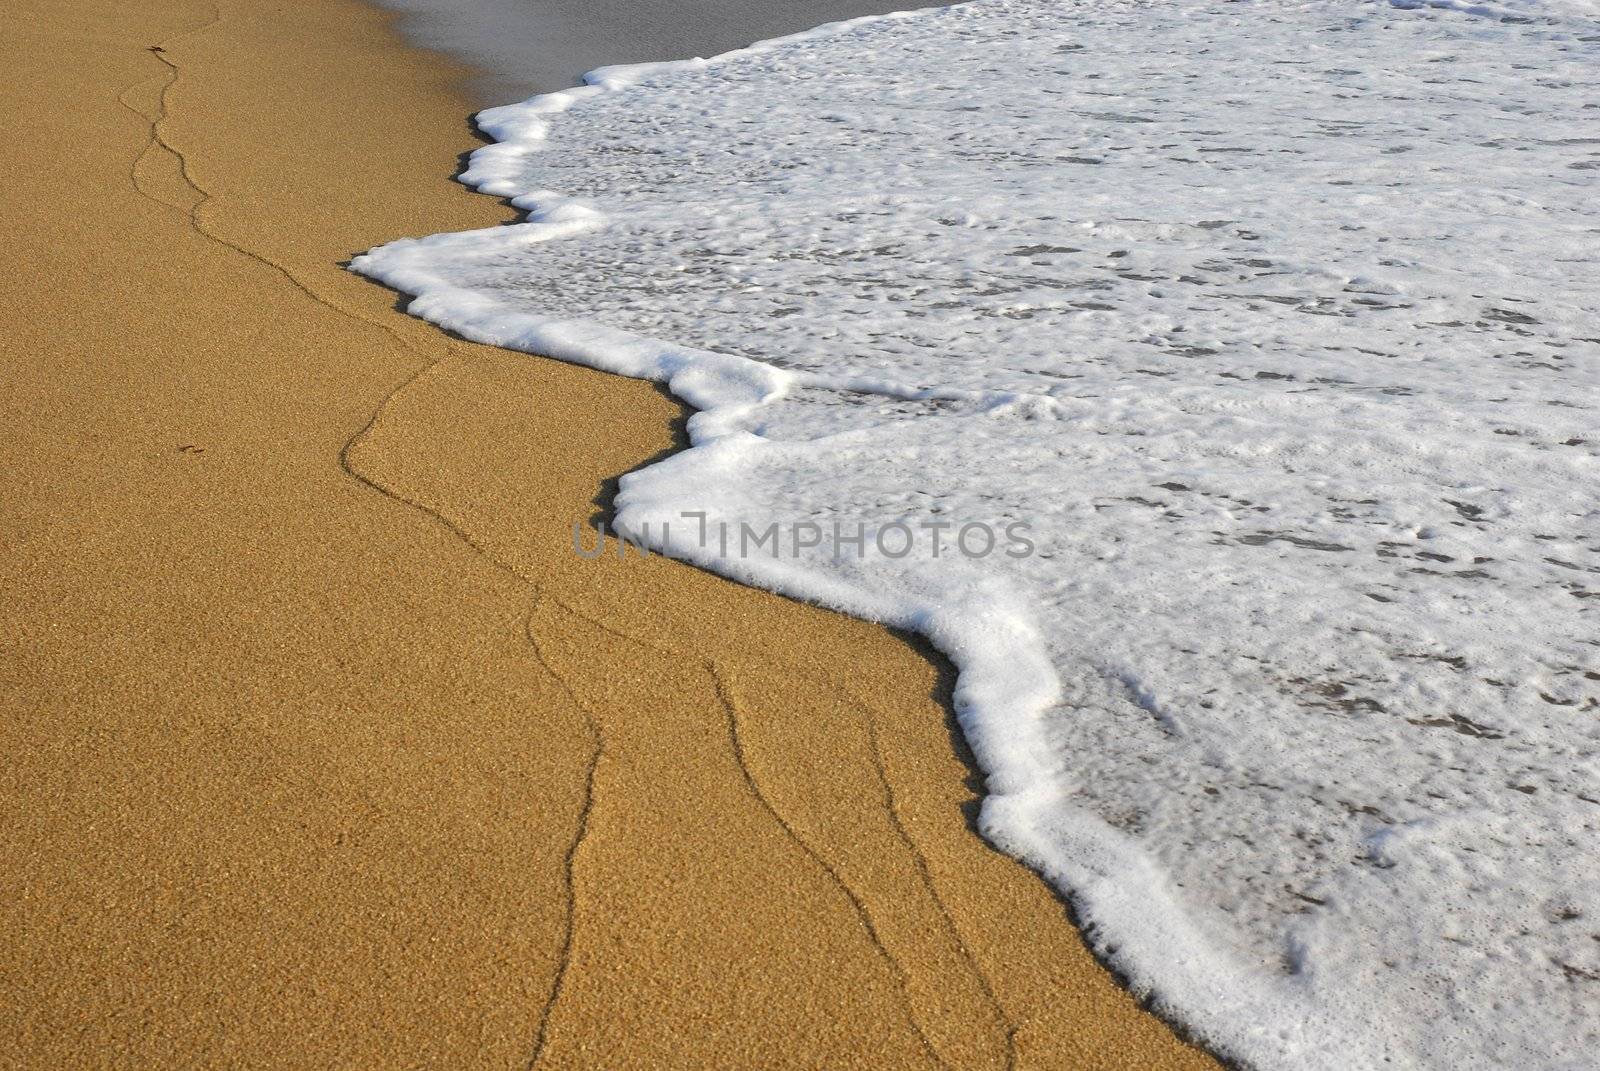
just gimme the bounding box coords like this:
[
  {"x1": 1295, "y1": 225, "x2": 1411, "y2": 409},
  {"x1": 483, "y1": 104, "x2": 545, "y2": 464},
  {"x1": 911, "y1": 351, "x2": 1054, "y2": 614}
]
[{"x1": 353, "y1": 1, "x2": 1600, "y2": 1066}]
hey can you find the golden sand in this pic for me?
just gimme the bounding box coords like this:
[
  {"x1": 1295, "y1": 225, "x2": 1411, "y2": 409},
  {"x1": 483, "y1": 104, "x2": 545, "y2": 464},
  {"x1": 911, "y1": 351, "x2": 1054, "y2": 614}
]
[{"x1": 0, "y1": 1, "x2": 1221, "y2": 1066}]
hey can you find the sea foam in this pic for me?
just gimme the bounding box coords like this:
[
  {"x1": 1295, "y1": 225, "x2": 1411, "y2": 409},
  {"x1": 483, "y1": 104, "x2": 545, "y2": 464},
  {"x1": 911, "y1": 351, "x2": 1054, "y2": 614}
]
[{"x1": 353, "y1": 1, "x2": 1600, "y2": 1066}]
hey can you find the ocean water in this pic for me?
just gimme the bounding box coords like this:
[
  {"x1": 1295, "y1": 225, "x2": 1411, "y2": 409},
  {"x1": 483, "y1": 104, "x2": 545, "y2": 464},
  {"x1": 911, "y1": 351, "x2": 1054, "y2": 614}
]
[{"x1": 353, "y1": 0, "x2": 1600, "y2": 1066}]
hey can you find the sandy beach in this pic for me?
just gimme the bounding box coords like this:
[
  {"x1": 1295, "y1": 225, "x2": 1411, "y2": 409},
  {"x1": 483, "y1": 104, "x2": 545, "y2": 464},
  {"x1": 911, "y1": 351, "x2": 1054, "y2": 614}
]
[{"x1": 1, "y1": 0, "x2": 1219, "y2": 1066}]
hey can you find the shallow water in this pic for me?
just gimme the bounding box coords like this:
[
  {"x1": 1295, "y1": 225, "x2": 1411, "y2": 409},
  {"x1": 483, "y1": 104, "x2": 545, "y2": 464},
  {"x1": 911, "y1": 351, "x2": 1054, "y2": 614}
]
[
  {"x1": 373, "y1": 0, "x2": 922, "y2": 102},
  {"x1": 357, "y1": 0, "x2": 1600, "y2": 1066}
]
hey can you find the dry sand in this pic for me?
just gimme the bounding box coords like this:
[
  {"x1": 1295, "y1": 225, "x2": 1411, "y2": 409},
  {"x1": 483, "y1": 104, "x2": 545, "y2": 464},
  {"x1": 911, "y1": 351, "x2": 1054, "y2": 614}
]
[{"x1": 0, "y1": 1, "x2": 1223, "y2": 1067}]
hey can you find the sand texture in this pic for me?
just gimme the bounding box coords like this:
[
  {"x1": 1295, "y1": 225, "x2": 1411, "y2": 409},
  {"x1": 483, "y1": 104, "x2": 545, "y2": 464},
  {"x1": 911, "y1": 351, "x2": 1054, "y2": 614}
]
[{"x1": 0, "y1": 1, "x2": 1220, "y2": 1067}]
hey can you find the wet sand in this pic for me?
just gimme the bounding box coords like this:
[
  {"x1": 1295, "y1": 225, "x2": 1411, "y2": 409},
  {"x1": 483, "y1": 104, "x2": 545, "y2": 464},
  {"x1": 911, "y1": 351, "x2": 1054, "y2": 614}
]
[{"x1": 0, "y1": 0, "x2": 1221, "y2": 1066}]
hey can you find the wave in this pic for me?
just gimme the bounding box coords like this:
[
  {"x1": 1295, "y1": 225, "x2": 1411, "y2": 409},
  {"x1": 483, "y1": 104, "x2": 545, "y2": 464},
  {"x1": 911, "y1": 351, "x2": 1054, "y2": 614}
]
[{"x1": 353, "y1": 1, "x2": 1600, "y2": 1066}]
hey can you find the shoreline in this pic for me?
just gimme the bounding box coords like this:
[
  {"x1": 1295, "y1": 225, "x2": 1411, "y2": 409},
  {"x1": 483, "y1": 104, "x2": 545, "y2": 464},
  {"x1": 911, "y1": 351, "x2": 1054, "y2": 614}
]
[{"x1": 2, "y1": 0, "x2": 1218, "y2": 1066}]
